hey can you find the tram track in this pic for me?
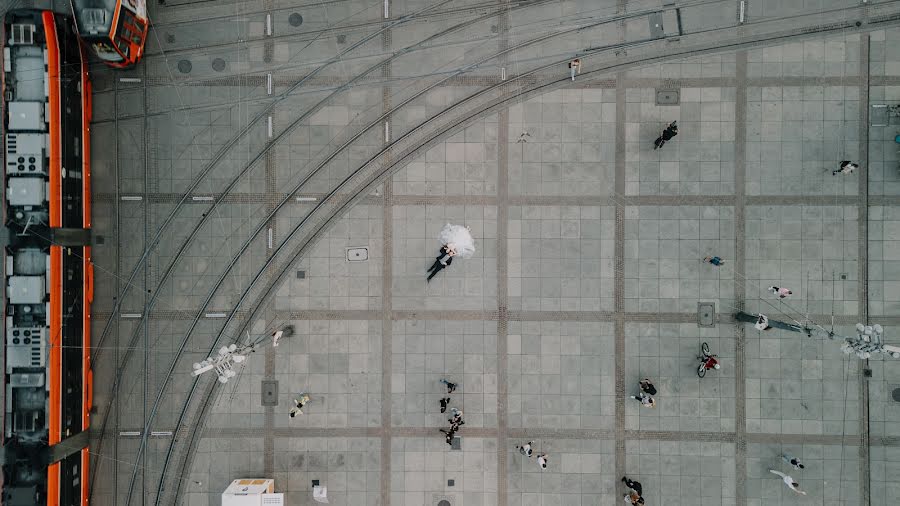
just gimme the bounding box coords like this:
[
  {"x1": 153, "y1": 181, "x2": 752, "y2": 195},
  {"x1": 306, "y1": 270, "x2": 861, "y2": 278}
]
[
  {"x1": 87, "y1": 0, "x2": 900, "y2": 503},
  {"x1": 158, "y1": 3, "x2": 900, "y2": 503},
  {"x1": 90, "y1": 0, "x2": 560, "y2": 501}
]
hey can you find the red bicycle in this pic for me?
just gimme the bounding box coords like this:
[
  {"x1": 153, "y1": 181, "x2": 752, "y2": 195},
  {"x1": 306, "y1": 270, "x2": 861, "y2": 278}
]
[{"x1": 697, "y1": 342, "x2": 719, "y2": 378}]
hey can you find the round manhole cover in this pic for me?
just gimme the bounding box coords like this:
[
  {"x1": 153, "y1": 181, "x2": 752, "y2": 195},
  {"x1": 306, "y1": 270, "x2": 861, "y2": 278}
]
[
  {"x1": 212, "y1": 58, "x2": 227, "y2": 72},
  {"x1": 437, "y1": 501, "x2": 451, "y2": 506},
  {"x1": 893, "y1": 388, "x2": 900, "y2": 402},
  {"x1": 177, "y1": 60, "x2": 192, "y2": 74},
  {"x1": 289, "y1": 13, "x2": 304, "y2": 26}
]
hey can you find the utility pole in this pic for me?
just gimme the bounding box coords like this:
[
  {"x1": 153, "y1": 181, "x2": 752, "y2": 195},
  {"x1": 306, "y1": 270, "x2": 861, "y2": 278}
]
[{"x1": 734, "y1": 312, "x2": 900, "y2": 360}]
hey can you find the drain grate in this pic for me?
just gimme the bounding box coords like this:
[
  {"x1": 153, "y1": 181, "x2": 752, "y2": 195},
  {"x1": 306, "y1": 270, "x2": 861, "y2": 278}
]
[
  {"x1": 656, "y1": 89, "x2": 679, "y2": 105},
  {"x1": 697, "y1": 302, "x2": 716, "y2": 327}
]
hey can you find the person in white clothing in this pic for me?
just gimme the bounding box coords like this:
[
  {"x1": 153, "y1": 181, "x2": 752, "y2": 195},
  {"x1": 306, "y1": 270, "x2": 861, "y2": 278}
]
[
  {"x1": 833, "y1": 160, "x2": 859, "y2": 175},
  {"x1": 537, "y1": 454, "x2": 548, "y2": 469},
  {"x1": 516, "y1": 441, "x2": 534, "y2": 457},
  {"x1": 755, "y1": 314, "x2": 772, "y2": 331},
  {"x1": 271, "y1": 330, "x2": 284, "y2": 347},
  {"x1": 768, "y1": 469, "x2": 807, "y2": 495}
]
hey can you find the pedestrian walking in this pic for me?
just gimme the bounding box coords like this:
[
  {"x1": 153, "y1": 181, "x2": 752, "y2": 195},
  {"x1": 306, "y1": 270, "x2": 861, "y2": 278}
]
[
  {"x1": 449, "y1": 413, "x2": 465, "y2": 428},
  {"x1": 516, "y1": 441, "x2": 534, "y2": 457},
  {"x1": 768, "y1": 469, "x2": 807, "y2": 495},
  {"x1": 703, "y1": 255, "x2": 725, "y2": 266},
  {"x1": 755, "y1": 313, "x2": 772, "y2": 331},
  {"x1": 768, "y1": 286, "x2": 793, "y2": 299},
  {"x1": 569, "y1": 58, "x2": 581, "y2": 81},
  {"x1": 639, "y1": 378, "x2": 657, "y2": 396},
  {"x1": 629, "y1": 392, "x2": 656, "y2": 408},
  {"x1": 781, "y1": 454, "x2": 805, "y2": 470},
  {"x1": 537, "y1": 454, "x2": 548, "y2": 469},
  {"x1": 833, "y1": 160, "x2": 859, "y2": 175},
  {"x1": 271, "y1": 329, "x2": 284, "y2": 347},
  {"x1": 622, "y1": 476, "x2": 643, "y2": 495},
  {"x1": 440, "y1": 428, "x2": 457, "y2": 446},
  {"x1": 653, "y1": 121, "x2": 678, "y2": 149},
  {"x1": 440, "y1": 379, "x2": 457, "y2": 394},
  {"x1": 624, "y1": 491, "x2": 644, "y2": 504},
  {"x1": 289, "y1": 393, "x2": 311, "y2": 418},
  {"x1": 439, "y1": 397, "x2": 450, "y2": 414},
  {"x1": 427, "y1": 244, "x2": 457, "y2": 282}
]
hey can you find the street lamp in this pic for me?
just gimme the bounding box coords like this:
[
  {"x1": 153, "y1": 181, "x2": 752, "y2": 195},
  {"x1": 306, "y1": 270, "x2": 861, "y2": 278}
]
[
  {"x1": 191, "y1": 343, "x2": 250, "y2": 384},
  {"x1": 734, "y1": 312, "x2": 900, "y2": 360},
  {"x1": 841, "y1": 323, "x2": 900, "y2": 360},
  {"x1": 189, "y1": 326, "x2": 295, "y2": 383}
]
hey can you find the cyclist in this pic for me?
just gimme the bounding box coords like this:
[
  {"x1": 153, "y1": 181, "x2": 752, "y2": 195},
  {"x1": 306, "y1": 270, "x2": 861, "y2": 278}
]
[{"x1": 701, "y1": 354, "x2": 720, "y2": 372}]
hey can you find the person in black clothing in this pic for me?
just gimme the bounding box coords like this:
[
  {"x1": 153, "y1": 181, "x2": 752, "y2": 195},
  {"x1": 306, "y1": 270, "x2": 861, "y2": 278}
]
[
  {"x1": 653, "y1": 121, "x2": 678, "y2": 149},
  {"x1": 639, "y1": 378, "x2": 657, "y2": 396},
  {"x1": 622, "y1": 476, "x2": 643, "y2": 495},
  {"x1": 440, "y1": 427, "x2": 457, "y2": 445},
  {"x1": 439, "y1": 397, "x2": 451, "y2": 413},
  {"x1": 427, "y1": 244, "x2": 457, "y2": 282}
]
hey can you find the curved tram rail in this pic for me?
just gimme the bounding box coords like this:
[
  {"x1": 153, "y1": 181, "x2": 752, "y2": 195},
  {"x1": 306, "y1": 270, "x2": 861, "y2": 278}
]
[{"x1": 1, "y1": 9, "x2": 93, "y2": 506}]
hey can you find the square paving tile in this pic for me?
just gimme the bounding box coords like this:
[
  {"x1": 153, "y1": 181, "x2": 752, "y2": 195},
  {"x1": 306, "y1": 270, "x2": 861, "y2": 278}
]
[
  {"x1": 507, "y1": 321, "x2": 616, "y2": 430},
  {"x1": 625, "y1": 323, "x2": 736, "y2": 433}
]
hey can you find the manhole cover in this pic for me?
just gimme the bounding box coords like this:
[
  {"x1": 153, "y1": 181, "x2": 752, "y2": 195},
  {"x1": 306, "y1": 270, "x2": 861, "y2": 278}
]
[
  {"x1": 212, "y1": 58, "x2": 227, "y2": 72},
  {"x1": 892, "y1": 387, "x2": 900, "y2": 402},
  {"x1": 438, "y1": 501, "x2": 451, "y2": 506},
  {"x1": 166, "y1": 33, "x2": 175, "y2": 43},
  {"x1": 261, "y1": 380, "x2": 278, "y2": 406},
  {"x1": 656, "y1": 89, "x2": 680, "y2": 105},
  {"x1": 177, "y1": 60, "x2": 192, "y2": 74},
  {"x1": 698, "y1": 302, "x2": 716, "y2": 327},
  {"x1": 336, "y1": 34, "x2": 347, "y2": 44},
  {"x1": 289, "y1": 13, "x2": 304, "y2": 26}
]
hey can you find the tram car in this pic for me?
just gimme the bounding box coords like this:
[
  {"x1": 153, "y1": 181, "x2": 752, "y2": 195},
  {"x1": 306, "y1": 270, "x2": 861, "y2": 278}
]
[
  {"x1": 2, "y1": 9, "x2": 94, "y2": 506},
  {"x1": 71, "y1": 0, "x2": 149, "y2": 68}
]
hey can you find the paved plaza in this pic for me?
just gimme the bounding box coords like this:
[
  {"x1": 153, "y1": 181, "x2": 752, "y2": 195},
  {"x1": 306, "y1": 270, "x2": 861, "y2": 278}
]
[{"x1": 77, "y1": 1, "x2": 900, "y2": 505}]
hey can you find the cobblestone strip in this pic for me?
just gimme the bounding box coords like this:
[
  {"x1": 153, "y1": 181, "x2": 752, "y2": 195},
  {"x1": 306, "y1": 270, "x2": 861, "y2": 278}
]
[
  {"x1": 96, "y1": 192, "x2": 900, "y2": 207},
  {"x1": 93, "y1": 308, "x2": 871, "y2": 325},
  {"x1": 614, "y1": 72, "x2": 627, "y2": 488},
  {"x1": 734, "y1": 50, "x2": 748, "y2": 506},
  {"x1": 858, "y1": 33, "x2": 872, "y2": 506},
  {"x1": 182, "y1": 427, "x2": 881, "y2": 447},
  {"x1": 262, "y1": 109, "x2": 278, "y2": 478},
  {"x1": 381, "y1": 8, "x2": 394, "y2": 504},
  {"x1": 138, "y1": 73, "x2": 868, "y2": 91},
  {"x1": 496, "y1": 3, "x2": 510, "y2": 504},
  {"x1": 381, "y1": 183, "x2": 394, "y2": 505}
]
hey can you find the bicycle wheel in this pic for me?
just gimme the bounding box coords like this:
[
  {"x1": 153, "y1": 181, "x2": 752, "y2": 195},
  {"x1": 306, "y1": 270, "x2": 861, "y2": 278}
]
[
  {"x1": 701, "y1": 342, "x2": 710, "y2": 357},
  {"x1": 697, "y1": 361, "x2": 707, "y2": 378}
]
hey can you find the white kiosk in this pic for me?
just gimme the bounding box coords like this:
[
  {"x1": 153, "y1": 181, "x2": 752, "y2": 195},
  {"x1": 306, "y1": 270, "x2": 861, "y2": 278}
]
[{"x1": 221, "y1": 479, "x2": 283, "y2": 506}]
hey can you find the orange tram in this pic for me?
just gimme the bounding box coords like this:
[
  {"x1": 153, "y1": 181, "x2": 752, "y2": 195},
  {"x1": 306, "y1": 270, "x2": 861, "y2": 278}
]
[
  {"x1": 1, "y1": 9, "x2": 93, "y2": 506},
  {"x1": 71, "y1": 0, "x2": 149, "y2": 68}
]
